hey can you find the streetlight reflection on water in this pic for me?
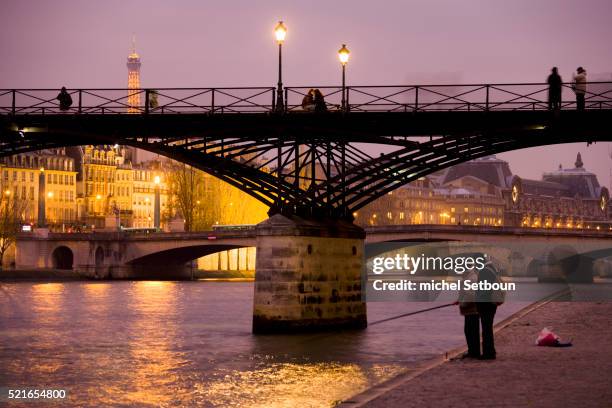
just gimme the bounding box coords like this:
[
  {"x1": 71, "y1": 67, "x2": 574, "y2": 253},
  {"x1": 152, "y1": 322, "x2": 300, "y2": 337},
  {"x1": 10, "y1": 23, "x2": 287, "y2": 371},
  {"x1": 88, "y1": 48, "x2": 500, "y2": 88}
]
[
  {"x1": 2, "y1": 281, "x2": 436, "y2": 406},
  {"x1": 113, "y1": 281, "x2": 183, "y2": 406}
]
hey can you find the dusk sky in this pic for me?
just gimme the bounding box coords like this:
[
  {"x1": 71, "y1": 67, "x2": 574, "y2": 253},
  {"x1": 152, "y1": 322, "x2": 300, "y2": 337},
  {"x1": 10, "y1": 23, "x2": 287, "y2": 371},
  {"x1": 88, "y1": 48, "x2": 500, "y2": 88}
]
[{"x1": 2, "y1": 0, "x2": 611, "y2": 186}]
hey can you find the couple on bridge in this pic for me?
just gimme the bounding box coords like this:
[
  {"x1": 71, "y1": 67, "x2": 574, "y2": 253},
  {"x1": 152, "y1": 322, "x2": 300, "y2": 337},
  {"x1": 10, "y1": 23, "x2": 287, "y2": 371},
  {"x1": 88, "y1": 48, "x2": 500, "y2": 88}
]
[
  {"x1": 548, "y1": 66, "x2": 587, "y2": 111},
  {"x1": 301, "y1": 88, "x2": 327, "y2": 113}
]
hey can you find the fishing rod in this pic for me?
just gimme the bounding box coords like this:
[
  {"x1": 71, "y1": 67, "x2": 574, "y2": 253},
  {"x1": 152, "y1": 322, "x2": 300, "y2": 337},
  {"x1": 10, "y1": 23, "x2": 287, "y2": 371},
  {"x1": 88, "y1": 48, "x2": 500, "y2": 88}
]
[{"x1": 369, "y1": 303, "x2": 456, "y2": 326}]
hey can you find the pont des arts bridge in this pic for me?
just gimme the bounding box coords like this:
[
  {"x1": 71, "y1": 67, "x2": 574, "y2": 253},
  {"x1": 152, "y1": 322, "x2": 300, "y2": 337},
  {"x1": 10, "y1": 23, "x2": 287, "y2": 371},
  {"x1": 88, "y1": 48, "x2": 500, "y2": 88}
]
[{"x1": 3, "y1": 82, "x2": 612, "y2": 332}]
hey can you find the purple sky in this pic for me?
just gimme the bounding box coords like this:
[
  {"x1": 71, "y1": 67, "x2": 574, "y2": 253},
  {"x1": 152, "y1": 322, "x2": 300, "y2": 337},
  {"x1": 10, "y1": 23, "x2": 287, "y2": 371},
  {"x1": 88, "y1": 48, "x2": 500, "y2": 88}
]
[{"x1": 1, "y1": 0, "x2": 611, "y2": 187}]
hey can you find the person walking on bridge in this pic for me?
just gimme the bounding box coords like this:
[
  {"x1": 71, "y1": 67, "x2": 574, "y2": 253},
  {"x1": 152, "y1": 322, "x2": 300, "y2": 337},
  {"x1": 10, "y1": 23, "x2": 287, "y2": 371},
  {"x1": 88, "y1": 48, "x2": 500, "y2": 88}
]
[
  {"x1": 313, "y1": 89, "x2": 327, "y2": 113},
  {"x1": 547, "y1": 67, "x2": 562, "y2": 111},
  {"x1": 572, "y1": 67, "x2": 587, "y2": 111}
]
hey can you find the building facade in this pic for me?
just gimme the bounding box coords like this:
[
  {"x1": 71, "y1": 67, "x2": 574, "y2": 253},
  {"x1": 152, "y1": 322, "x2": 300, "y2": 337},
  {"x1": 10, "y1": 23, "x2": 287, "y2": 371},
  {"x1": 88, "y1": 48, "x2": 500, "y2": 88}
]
[
  {"x1": 67, "y1": 145, "x2": 170, "y2": 230},
  {"x1": 356, "y1": 154, "x2": 610, "y2": 230},
  {"x1": 0, "y1": 149, "x2": 77, "y2": 230},
  {"x1": 507, "y1": 153, "x2": 609, "y2": 229},
  {"x1": 132, "y1": 163, "x2": 170, "y2": 228}
]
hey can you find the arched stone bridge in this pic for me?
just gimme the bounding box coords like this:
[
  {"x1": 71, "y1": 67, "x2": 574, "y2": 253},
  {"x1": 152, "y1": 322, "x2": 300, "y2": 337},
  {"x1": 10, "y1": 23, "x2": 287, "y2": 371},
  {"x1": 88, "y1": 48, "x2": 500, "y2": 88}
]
[{"x1": 16, "y1": 224, "x2": 612, "y2": 278}]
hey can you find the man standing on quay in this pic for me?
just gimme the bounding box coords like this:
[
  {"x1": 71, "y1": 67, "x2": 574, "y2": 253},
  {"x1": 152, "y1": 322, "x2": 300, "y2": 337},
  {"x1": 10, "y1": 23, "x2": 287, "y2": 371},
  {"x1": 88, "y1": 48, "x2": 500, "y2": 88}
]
[{"x1": 458, "y1": 261, "x2": 505, "y2": 360}]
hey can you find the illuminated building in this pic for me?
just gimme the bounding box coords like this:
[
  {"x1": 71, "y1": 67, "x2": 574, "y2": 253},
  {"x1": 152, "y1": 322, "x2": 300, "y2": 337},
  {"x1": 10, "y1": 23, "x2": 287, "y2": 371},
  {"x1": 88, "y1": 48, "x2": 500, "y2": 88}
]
[
  {"x1": 126, "y1": 35, "x2": 141, "y2": 114},
  {"x1": 0, "y1": 150, "x2": 77, "y2": 230},
  {"x1": 507, "y1": 153, "x2": 609, "y2": 228},
  {"x1": 123, "y1": 38, "x2": 148, "y2": 164},
  {"x1": 68, "y1": 146, "x2": 170, "y2": 229},
  {"x1": 114, "y1": 165, "x2": 134, "y2": 225},
  {"x1": 197, "y1": 247, "x2": 256, "y2": 273},
  {"x1": 356, "y1": 176, "x2": 505, "y2": 227},
  {"x1": 356, "y1": 154, "x2": 609, "y2": 229},
  {"x1": 132, "y1": 163, "x2": 169, "y2": 228},
  {"x1": 71, "y1": 145, "x2": 125, "y2": 228}
]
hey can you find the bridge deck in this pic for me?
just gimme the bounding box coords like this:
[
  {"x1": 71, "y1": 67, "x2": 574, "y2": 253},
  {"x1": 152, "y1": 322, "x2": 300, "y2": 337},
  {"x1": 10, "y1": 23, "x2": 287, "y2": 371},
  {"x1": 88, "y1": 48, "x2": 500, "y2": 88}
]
[{"x1": 4, "y1": 110, "x2": 612, "y2": 141}]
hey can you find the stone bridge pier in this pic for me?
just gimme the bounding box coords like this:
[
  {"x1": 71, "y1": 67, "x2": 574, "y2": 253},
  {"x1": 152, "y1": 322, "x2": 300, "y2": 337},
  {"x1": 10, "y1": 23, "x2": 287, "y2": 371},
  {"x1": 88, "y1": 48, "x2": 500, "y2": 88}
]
[{"x1": 253, "y1": 214, "x2": 367, "y2": 333}]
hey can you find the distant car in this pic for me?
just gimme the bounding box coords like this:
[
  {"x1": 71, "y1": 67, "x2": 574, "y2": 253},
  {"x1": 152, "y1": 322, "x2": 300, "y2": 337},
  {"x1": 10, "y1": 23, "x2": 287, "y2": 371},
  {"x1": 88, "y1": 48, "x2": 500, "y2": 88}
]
[
  {"x1": 211, "y1": 224, "x2": 256, "y2": 232},
  {"x1": 119, "y1": 227, "x2": 159, "y2": 234}
]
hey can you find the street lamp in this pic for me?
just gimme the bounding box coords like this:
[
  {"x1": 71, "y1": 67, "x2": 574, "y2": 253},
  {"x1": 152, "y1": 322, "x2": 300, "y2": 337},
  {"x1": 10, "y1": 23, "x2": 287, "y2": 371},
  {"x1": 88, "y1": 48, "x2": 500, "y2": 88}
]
[
  {"x1": 338, "y1": 44, "x2": 350, "y2": 111},
  {"x1": 274, "y1": 20, "x2": 287, "y2": 113},
  {"x1": 38, "y1": 168, "x2": 46, "y2": 227},
  {"x1": 153, "y1": 175, "x2": 161, "y2": 230}
]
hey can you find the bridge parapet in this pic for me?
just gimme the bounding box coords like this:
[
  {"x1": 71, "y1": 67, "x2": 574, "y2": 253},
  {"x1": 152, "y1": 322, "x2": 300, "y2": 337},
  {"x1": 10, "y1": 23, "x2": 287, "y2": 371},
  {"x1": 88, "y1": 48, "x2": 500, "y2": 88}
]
[
  {"x1": 16, "y1": 229, "x2": 256, "y2": 242},
  {"x1": 3, "y1": 82, "x2": 611, "y2": 115},
  {"x1": 365, "y1": 224, "x2": 612, "y2": 240}
]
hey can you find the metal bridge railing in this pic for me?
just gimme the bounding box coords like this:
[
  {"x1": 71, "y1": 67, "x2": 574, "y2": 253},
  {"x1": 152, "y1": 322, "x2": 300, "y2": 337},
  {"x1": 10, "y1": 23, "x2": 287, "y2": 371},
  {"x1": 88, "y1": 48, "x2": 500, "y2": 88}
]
[
  {"x1": 1, "y1": 82, "x2": 611, "y2": 115},
  {"x1": 0, "y1": 87, "x2": 276, "y2": 115},
  {"x1": 286, "y1": 82, "x2": 612, "y2": 112}
]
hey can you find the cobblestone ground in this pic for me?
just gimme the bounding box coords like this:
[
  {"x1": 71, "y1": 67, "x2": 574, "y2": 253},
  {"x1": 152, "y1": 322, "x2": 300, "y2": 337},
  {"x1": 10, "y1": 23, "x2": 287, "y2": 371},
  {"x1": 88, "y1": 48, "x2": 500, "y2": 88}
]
[{"x1": 364, "y1": 302, "x2": 612, "y2": 408}]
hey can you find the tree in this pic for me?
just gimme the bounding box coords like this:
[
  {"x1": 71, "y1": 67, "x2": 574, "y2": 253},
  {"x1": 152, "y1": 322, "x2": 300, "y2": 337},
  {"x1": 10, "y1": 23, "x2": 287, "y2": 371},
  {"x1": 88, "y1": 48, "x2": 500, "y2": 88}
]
[
  {"x1": 165, "y1": 160, "x2": 268, "y2": 231},
  {"x1": 0, "y1": 192, "x2": 29, "y2": 268},
  {"x1": 166, "y1": 162, "x2": 207, "y2": 232}
]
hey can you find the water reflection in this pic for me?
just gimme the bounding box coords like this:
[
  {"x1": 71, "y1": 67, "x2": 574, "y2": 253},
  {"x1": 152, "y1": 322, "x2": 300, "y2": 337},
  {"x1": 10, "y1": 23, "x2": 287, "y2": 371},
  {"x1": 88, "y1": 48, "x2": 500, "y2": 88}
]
[
  {"x1": 0, "y1": 282, "x2": 525, "y2": 407},
  {"x1": 96, "y1": 282, "x2": 186, "y2": 406},
  {"x1": 201, "y1": 362, "x2": 371, "y2": 407},
  {"x1": 30, "y1": 283, "x2": 65, "y2": 316},
  {"x1": 17, "y1": 283, "x2": 67, "y2": 380}
]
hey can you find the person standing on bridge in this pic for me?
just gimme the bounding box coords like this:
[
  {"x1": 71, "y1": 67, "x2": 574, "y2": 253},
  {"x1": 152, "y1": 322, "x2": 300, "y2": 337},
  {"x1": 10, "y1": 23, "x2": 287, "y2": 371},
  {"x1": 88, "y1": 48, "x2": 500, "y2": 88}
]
[
  {"x1": 302, "y1": 89, "x2": 315, "y2": 112},
  {"x1": 313, "y1": 89, "x2": 327, "y2": 113},
  {"x1": 56, "y1": 87, "x2": 73, "y2": 112},
  {"x1": 547, "y1": 67, "x2": 562, "y2": 111},
  {"x1": 572, "y1": 67, "x2": 587, "y2": 111}
]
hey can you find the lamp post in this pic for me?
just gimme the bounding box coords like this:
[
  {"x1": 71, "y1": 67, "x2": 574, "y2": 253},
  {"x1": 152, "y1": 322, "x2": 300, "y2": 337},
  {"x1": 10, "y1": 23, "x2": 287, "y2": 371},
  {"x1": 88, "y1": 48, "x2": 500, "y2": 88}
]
[
  {"x1": 274, "y1": 21, "x2": 287, "y2": 113},
  {"x1": 153, "y1": 175, "x2": 161, "y2": 230},
  {"x1": 338, "y1": 44, "x2": 350, "y2": 112},
  {"x1": 37, "y1": 167, "x2": 46, "y2": 227}
]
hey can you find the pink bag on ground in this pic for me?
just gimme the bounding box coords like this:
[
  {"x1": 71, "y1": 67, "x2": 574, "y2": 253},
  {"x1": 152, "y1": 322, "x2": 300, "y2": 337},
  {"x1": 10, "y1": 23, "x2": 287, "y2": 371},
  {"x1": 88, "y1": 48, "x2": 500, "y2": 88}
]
[{"x1": 536, "y1": 327, "x2": 560, "y2": 346}]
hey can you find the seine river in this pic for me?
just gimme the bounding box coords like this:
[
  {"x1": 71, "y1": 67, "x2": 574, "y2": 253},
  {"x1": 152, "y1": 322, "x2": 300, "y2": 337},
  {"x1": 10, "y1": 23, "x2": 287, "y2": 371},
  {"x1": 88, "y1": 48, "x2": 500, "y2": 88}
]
[{"x1": 0, "y1": 281, "x2": 526, "y2": 407}]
